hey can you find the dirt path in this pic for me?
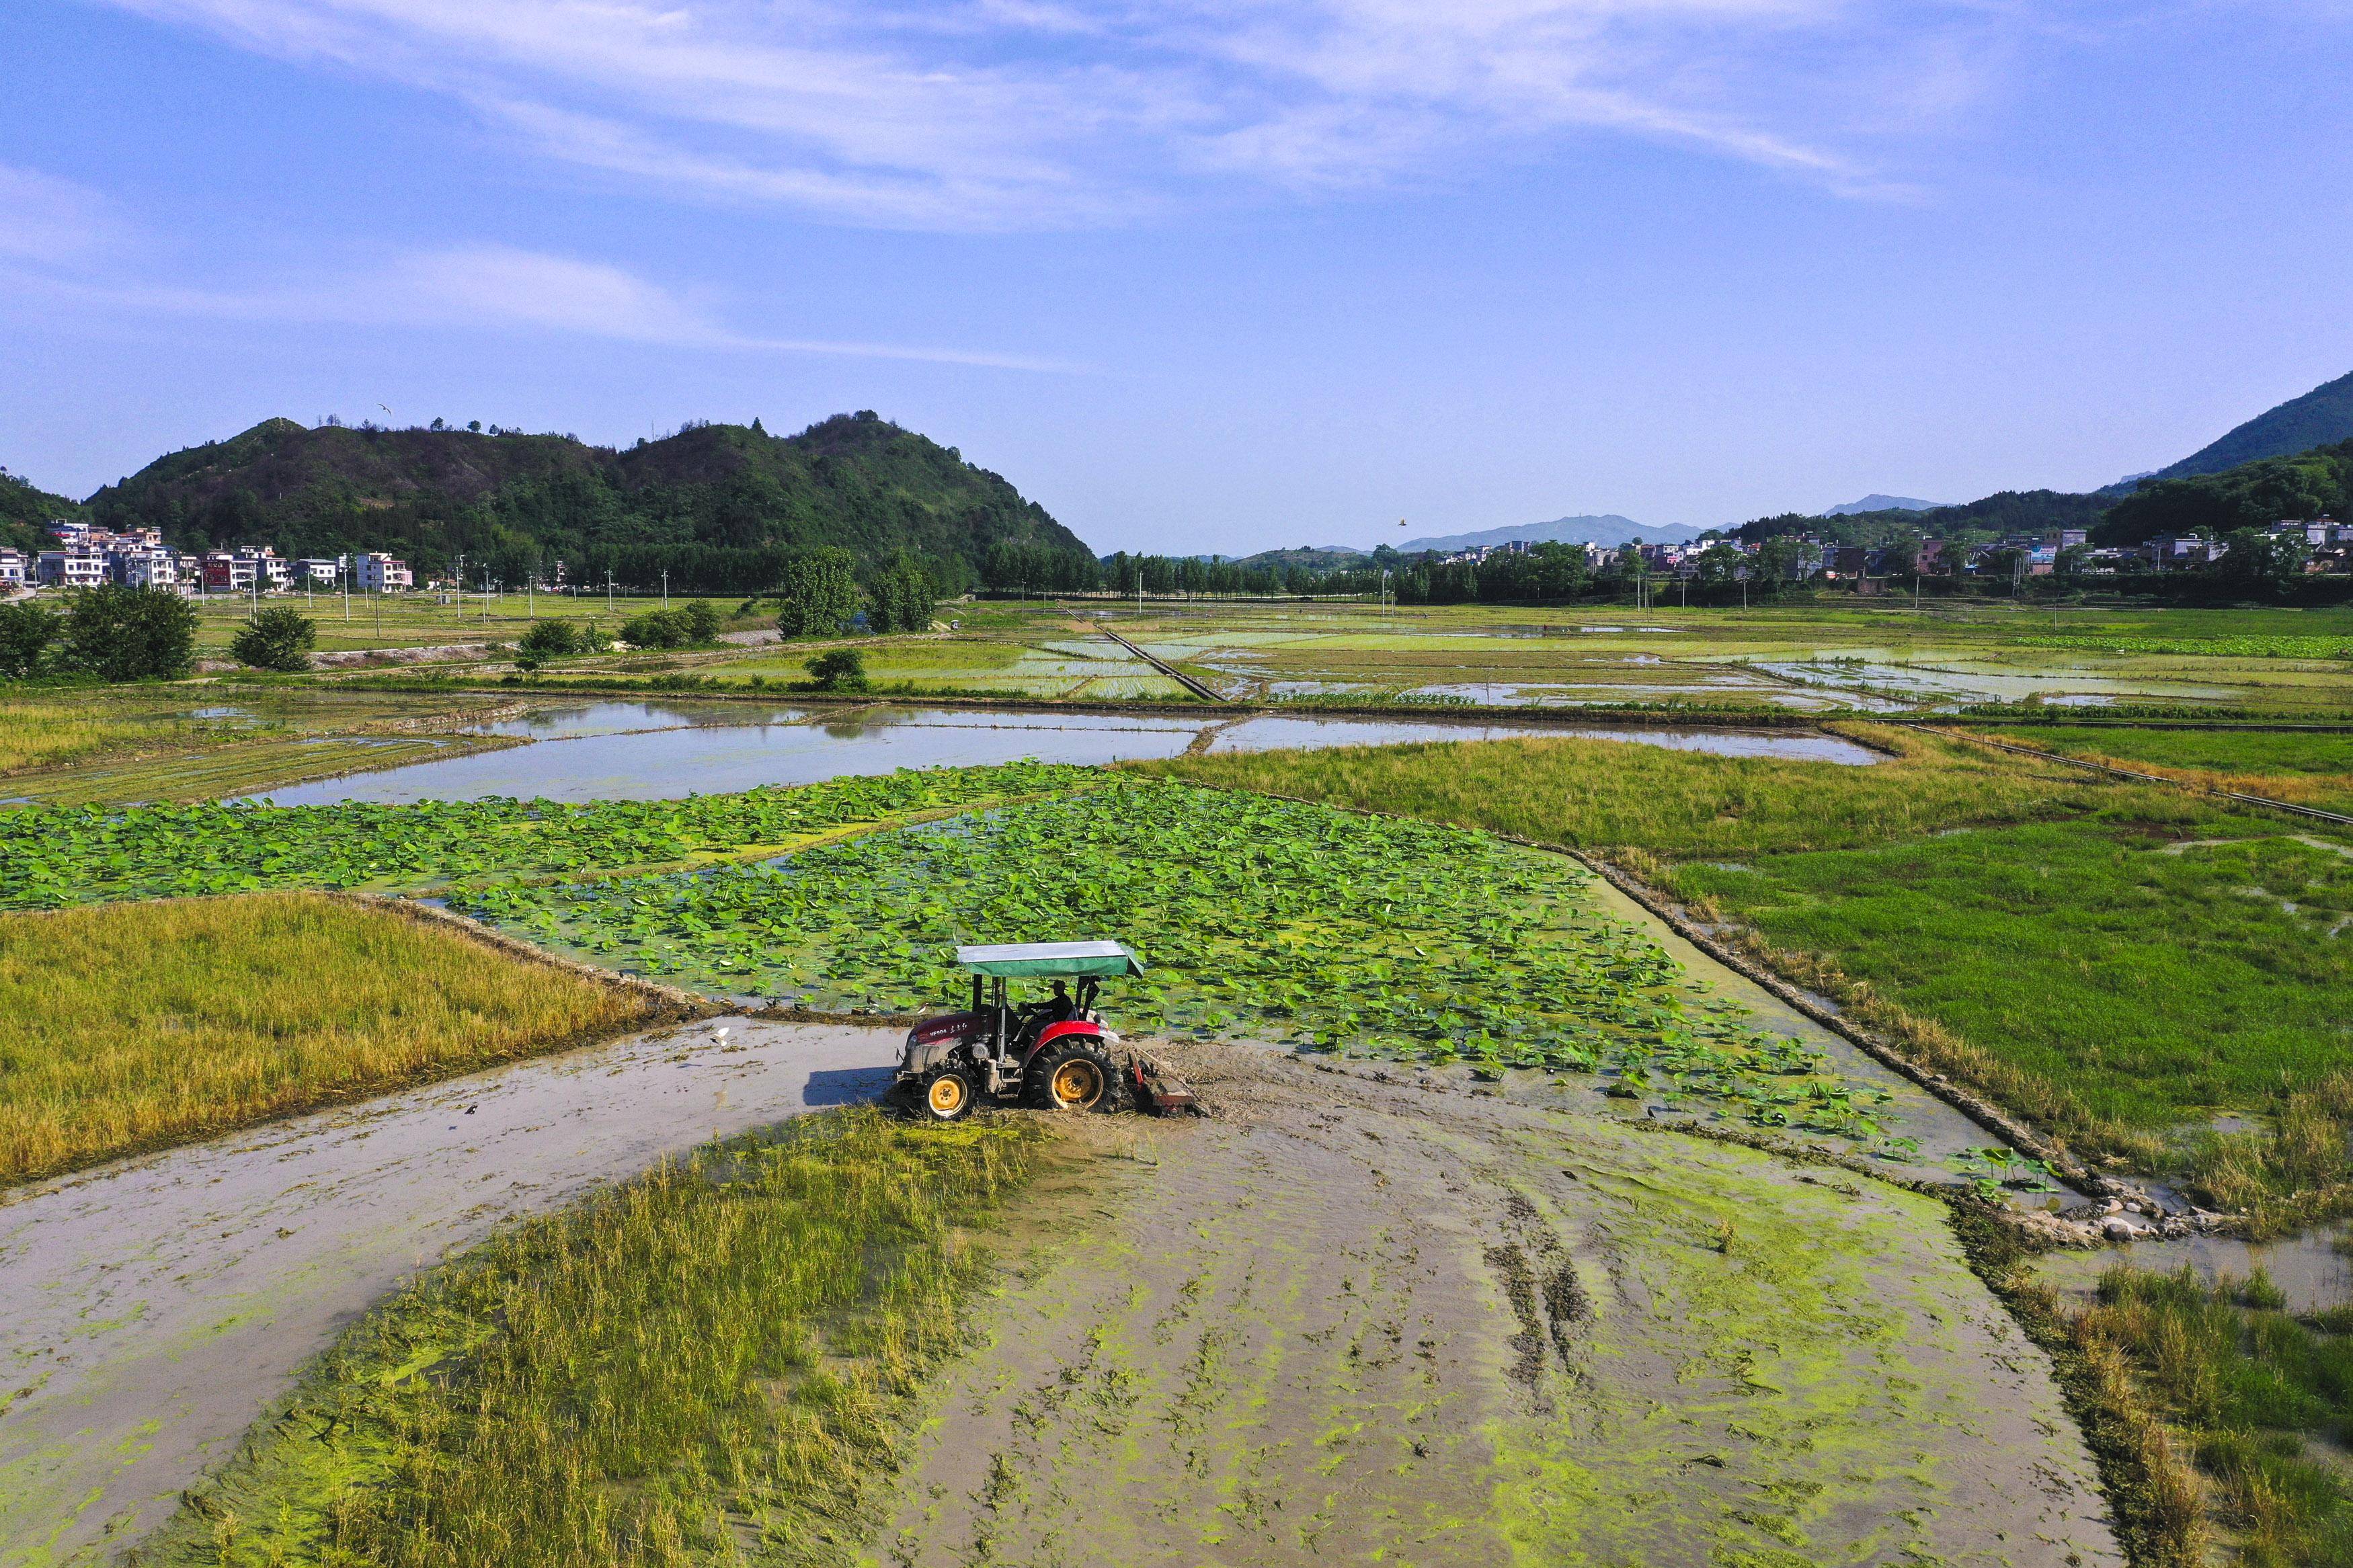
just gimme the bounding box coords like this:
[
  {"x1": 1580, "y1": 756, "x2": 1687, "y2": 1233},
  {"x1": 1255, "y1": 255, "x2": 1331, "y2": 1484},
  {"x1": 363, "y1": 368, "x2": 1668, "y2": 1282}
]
[
  {"x1": 881, "y1": 1042, "x2": 2122, "y2": 1567},
  {"x1": 0, "y1": 1018, "x2": 904, "y2": 1566}
]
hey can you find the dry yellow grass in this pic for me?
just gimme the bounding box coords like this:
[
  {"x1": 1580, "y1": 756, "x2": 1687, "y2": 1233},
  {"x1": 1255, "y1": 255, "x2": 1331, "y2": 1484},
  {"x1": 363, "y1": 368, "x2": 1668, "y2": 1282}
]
[
  {"x1": 0, "y1": 892, "x2": 660, "y2": 1184},
  {"x1": 0, "y1": 696, "x2": 199, "y2": 776}
]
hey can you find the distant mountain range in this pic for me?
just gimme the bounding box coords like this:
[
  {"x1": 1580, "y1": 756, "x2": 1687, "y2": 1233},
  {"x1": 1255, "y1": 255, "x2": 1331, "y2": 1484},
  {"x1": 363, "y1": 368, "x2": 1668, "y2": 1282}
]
[
  {"x1": 1823, "y1": 494, "x2": 1946, "y2": 516},
  {"x1": 2111, "y1": 368, "x2": 2353, "y2": 491},
  {"x1": 1398, "y1": 515, "x2": 1708, "y2": 553}
]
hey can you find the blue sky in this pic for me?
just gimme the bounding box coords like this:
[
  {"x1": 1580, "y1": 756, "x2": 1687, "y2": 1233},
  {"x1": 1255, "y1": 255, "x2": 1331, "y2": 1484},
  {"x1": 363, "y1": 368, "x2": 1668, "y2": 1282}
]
[{"x1": 3, "y1": 0, "x2": 2350, "y2": 554}]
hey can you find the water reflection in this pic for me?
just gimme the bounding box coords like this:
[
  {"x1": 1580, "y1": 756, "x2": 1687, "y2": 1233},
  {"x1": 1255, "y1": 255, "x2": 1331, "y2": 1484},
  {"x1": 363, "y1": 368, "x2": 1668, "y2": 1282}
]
[{"x1": 250, "y1": 702, "x2": 1882, "y2": 805}]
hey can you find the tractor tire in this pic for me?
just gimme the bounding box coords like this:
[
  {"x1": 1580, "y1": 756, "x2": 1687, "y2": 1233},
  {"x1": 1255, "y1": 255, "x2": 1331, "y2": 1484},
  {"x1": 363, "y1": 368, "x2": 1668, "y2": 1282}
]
[
  {"x1": 1027, "y1": 1040, "x2": 1128, "y2": 1113},
  {"x1": 918, "y1": 1065, "x2": 978, "y2": 1122}
]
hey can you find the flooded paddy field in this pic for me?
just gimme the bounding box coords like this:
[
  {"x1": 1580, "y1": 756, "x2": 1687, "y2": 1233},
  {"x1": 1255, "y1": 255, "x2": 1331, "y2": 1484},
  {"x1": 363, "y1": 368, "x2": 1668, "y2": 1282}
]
[
  {"x1": 873, "y1": 1044, "x2": 2118, "y2": 1567},
  {"x1": 1098, "y1": 600, "x2": 2353, "y2": 717},
  {"x1": 250, "y1": 700, "x2": 1880, "y2": 804}
]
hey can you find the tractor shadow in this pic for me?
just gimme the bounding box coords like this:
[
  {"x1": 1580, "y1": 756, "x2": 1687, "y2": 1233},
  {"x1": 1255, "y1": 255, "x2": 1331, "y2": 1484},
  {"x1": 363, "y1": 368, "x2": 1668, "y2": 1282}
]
[{"x1": 802, "y1": 1066, "x2": 895, "y2": 1107}]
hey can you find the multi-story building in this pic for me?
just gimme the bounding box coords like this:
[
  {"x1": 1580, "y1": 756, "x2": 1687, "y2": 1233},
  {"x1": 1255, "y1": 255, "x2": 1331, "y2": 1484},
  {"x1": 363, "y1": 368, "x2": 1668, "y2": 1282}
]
[
  {"x1": 352, "y1": 552, "x2": 413, "y2": 592},
  {"x1": 118, "y1": 549, "x2": 180, "y2": 590},
  {"x1": 36, "y1": 549, "x2": 108, "y2": 588},
  {"x1": 293, "y1": 557, "x2": 344, "y2": 586},
  {"x1": 202, "y1": 552, "x2": 257, "y2": 593},
  {"x1": 0, "y1": 548, "x2": 26, "y2": 587}
]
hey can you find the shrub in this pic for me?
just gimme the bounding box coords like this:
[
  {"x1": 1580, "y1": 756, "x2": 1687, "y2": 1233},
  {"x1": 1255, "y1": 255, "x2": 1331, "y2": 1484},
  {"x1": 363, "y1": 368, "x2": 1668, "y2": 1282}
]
[
  {"x1": 0, "y1": 602, "x2": 58, "y2": 679},
  {"x1": 807, "y1": 648, "x2": 868, "y2": 691},
  {"x1": 621, "y1": 610, "x2": 690, "y2": 651},
  {"x1": 55, "y1": 586, "x2": 200, "y2": 682},
  {"x1": 680, "y1": 600, "x2": 722, "y2": 644},
  {"x1": 229, "y1": 606, "x2": 318, "y2": 672}
]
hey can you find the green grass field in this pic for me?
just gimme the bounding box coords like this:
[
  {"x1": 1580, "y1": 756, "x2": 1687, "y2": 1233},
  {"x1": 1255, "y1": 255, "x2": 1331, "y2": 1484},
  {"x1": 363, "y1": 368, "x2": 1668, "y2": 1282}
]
[
  {"x1": 1157, "y1": 728, "x2": 2353, "y2": 1219},
  {"x1": 133, "y1": 1109, "x2": 1047, "y2": 1567},
  {"x1": 0, "y1": 892, "x2": 660, "y2": 1184},
  {"x1": 1665, "y1": 821, "x2": 2352, "y2": 1130}
]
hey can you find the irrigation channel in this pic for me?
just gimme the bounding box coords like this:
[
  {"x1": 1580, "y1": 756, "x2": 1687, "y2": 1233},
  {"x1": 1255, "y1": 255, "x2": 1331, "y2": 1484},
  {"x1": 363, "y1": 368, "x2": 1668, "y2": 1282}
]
[{"x1": 245, "y1": 700, "x2": 1881, "y2": 804}]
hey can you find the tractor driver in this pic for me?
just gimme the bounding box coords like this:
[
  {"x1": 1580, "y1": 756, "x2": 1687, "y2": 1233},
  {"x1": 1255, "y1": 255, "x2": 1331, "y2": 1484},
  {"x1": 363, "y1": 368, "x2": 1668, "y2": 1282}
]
[{"x1": 1045, "y1": 980, "x2": 1076, "y2": 1022}]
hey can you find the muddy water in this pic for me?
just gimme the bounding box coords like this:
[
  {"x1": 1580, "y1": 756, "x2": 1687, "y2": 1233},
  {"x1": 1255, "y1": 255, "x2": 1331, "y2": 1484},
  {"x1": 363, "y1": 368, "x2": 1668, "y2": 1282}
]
[
  {"x1": 248, "y1": 702, "x2": 1880, "y2": 804},
  {"x1": 2034, "y1": 1224, "x2": 2353, "y2": 1314},
  {"x1": 0, "y1": 1018, "x2": 903, "y2": 1565},
  {"x1": 879, "y1": 1043, "x2": 2122, "y2": 1567}
]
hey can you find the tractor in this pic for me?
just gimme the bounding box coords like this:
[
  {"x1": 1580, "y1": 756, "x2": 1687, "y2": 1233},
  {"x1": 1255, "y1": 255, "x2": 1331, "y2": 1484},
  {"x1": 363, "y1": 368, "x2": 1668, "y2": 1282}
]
[{"x1": 895, "y1": 941, "x2": 1176, "y2": 1120}]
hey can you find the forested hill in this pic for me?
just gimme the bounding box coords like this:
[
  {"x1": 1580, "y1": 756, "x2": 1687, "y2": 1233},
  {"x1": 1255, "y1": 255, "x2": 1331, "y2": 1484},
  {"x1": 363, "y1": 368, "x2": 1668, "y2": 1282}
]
[
  {"x1": 0, "y1": 470, "x2": 87, "y2": 553},
  {"x1": 2126, "y1": 369, "x2": 2353, "y2": 487},
  {"x1": 81, "y1": 412, "x2": 1094, "y2": 593}
]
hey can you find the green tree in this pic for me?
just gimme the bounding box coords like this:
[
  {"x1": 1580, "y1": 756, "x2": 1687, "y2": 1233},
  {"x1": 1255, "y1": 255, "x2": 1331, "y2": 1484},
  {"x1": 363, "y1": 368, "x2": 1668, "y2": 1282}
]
[
  {"x1": 679, "y1": 600, "x2": 723, "y2": 645},
  {"x1": 1691, "y1": 542, "x2": 1747, "y2": 584},
  {"x1": 2215, "y1": 528, "x2": 2311, "y2": 595},
  {"x1": 229, "y1": 606, "x2": 319, "y2": 672},
  {"x1": 776, "y1": 547, "x2": 861, "y2": 638},
  {"x1": 0, "y1": 602, "x2": 58, "y2": 679},
  {"x1": 867, "y1": 553, "x2": 936, "y2": 634},
  {"x1": 1755, "y1": 536, "x2": 1808, "y2": 590},
  {"x1": 56, "y1": 586, "x2": 200, "y2": 682},
  {"x1": 806, "y1": 647, "x2": 868, "y2": 690}
]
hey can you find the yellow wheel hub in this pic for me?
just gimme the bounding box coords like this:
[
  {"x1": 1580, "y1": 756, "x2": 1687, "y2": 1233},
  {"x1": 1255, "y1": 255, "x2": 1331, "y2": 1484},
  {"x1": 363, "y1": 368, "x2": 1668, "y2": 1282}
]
[
  {"x1": 927, "y1": 1075, "x2": 966, "y2": 1115},
  {"x1": 1049, "y1": 1060, "x2": 1101, "y2": 1108}
]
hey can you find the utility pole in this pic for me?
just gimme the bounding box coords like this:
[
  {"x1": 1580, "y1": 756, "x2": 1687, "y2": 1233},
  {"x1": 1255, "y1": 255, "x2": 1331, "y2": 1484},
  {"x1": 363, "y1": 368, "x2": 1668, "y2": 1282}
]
[
  {"x1": 453, "y1": 553, "x2": 464, "y2": 620},
  {"x1": 606, "y1": 571, "x2": 615, "y2": 613},
  {"x1": 661, "y1": 569, "x2": 669, "y2": 609}
]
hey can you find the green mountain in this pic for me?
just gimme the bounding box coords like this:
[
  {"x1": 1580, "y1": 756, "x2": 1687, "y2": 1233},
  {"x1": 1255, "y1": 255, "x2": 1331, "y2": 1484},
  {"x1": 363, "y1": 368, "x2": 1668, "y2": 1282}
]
[
  {"x1": 0, "y1": 468, "x2": 87, "y2": 554},
  {"x1": 2122, "y1": 369, "x2": 2353, "y2": 488},
  {"x1": 2094, "y1": 438, "x2": 2351, "y2": 547},
  {"x1": 83, "y1": 413, "x2": 1095, "y2": 593}
]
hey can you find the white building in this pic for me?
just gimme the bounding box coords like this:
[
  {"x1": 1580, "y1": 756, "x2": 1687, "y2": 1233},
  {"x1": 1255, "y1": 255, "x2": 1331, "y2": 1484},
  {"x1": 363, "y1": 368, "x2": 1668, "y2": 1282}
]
[
  {"x1": 293, "y1": 556, "x2": 343, "y2": 585},
  {"x1": 0, "y1": 549, "x2": 26, "y2": 587},
  {"x1": 36, "y1": 549, "x2": 108, "y2": 588},
  {"x1": 118, "y1": 549, "x2": 180, "y2": 590},
  {"x1": 353, "y1": 552, "x2": 413, "y2": 592}
]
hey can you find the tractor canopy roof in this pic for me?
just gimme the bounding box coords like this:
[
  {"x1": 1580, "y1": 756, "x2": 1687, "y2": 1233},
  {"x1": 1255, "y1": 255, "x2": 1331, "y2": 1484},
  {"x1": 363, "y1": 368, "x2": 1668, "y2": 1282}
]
[{"x1": 954, "y1": 940, "x2": 1144, "y2": 979}]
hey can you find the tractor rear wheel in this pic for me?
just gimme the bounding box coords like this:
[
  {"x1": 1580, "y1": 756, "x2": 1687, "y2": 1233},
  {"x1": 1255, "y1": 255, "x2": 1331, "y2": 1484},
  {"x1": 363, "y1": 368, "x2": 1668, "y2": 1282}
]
[
  {"x1": 1027, "y1": 1040, "x2": 1127, "y2": 1113},
  {"x1": 918, "y1": 1065, "x2": 978, "y2": 1122}
]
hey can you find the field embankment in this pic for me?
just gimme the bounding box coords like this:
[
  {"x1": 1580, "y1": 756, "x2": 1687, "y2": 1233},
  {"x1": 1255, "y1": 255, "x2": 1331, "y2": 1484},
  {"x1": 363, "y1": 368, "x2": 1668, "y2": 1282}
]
[{"x1": 0, "y1": 891, "x2": 666, "y2": 1184}]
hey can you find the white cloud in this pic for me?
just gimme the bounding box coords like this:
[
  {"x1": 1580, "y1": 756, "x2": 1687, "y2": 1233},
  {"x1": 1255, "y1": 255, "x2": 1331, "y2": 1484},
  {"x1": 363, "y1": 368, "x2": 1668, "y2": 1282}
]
[
  {"x1": 94, "y1": 0, "x2": 2043, "y2": 226},
  {"x1": 0, "y1": 164, "x2": 123, "y2": 259},
  {"x1": 4, "y1": 241, "x2": 1080, "y2": 369}
]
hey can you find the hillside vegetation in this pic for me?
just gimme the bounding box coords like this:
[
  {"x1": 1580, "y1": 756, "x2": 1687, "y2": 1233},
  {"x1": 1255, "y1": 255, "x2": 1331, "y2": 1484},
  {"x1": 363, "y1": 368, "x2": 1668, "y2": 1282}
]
[
  {"x1": 0, "y1": 468, "x2": 86, "y2": 552},
  {"x1": 82, "y1": 411, "x2": 1094, "y2": 593},
  {"x1": 2137, "y1": 368, "x2": 2353, "y2": 483}
]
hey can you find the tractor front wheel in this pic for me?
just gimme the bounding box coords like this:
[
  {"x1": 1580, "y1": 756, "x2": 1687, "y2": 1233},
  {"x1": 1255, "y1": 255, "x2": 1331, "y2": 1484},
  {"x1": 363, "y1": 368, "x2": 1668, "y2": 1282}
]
[
  {"x1": 1027, "y1": 1040, "x2": 1127, "y2": 1113},
  {"x1": 918, "y1": 1066, "x2": 978, "y2": 1122}
]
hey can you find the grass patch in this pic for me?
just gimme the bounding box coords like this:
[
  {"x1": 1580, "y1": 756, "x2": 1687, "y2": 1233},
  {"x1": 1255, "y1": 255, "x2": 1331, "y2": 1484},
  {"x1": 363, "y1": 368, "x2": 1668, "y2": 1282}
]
[
  {"x1": 2083, "y1": 1266, "x2": 2353, "y2": 1567},
  {"x1": 1143, "y1": 724, "x2": 2159, "y2": 856},
  {"x1": 0, "y1": 892, "x2": 659, "y2": 1185},
  {"x1": 1665, "y1": 821, "x2": 2353, "y2": 1132},
  {"x1": 132, "y1": 1108, "x2": 1047, "y2": 1567}
]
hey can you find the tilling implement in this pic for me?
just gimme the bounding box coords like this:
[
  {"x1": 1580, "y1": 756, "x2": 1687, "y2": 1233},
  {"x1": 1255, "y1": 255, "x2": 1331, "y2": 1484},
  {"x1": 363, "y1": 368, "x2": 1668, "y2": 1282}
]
[{"x1": 895, "y1": 941, "x2": 1195, "y2": 1120}]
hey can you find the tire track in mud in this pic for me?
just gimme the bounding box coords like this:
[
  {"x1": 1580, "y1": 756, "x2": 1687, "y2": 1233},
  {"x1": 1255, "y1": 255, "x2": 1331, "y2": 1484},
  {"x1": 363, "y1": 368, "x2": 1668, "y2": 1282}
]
[{"x1": 877, "y1": 1042, "x2": 2124, "y2": 1568}]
